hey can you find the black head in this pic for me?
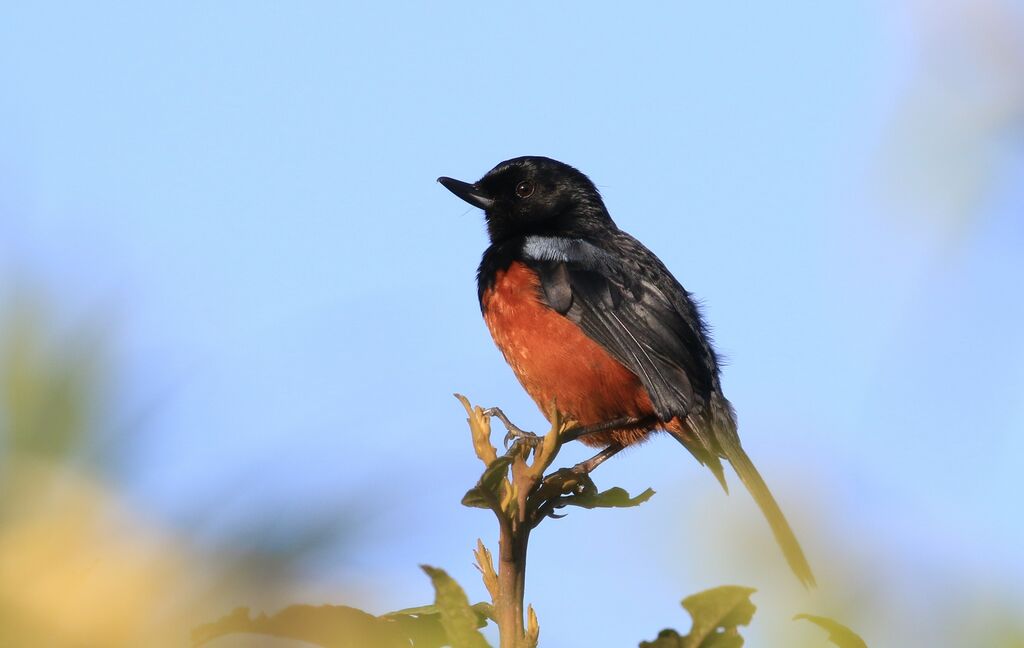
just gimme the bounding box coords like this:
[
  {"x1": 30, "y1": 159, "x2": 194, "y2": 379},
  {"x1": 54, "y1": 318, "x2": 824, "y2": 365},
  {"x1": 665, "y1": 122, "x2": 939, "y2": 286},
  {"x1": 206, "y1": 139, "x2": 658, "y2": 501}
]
[{"x1": 438, "y1": 156, "x2": 616, "y2": 243}]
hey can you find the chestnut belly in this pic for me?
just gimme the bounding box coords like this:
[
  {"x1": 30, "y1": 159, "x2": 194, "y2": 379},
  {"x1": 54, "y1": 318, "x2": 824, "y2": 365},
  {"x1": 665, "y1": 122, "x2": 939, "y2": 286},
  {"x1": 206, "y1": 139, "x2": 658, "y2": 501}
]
[{"x1": 481, "y1": 261, "x2": 660, "y2": 447}]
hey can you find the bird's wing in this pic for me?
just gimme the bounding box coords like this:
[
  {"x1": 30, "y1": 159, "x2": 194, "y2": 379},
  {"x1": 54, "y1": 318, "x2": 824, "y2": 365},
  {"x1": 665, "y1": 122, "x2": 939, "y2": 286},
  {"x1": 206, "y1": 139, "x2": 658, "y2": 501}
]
[
  {"x1": 521, "y1": 236, "x2": 817, "y2": 587},
  {"x1": 521, "y1": 235, "x2": 713, "y2": 422}
]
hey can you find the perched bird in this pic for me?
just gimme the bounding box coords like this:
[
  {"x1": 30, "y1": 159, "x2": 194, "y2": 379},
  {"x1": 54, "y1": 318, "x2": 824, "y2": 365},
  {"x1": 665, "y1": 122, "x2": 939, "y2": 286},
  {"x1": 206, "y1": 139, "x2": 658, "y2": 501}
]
[{"x1": 438, "y1": 156, "x2": 815, "y2": 587}]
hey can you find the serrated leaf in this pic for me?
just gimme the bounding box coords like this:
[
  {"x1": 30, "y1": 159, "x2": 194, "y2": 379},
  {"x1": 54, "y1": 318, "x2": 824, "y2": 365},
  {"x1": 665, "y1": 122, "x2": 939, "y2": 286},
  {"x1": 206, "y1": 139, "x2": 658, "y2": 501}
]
[
  {"x1": 795, "y1": 614, "x2": 868, "y2": 648},
  {"x1": 191, "y1": 605, "x2": 412, "y2": 648},
  {"x1": 680, "y1": 586, "x2": 756, "y2": 648},
  {"x1": 564, "y1": 486, "x2": 655, "y2": 510},
  {"x1": 421, "y1": 565, "x2": 491, "y2": 648}
]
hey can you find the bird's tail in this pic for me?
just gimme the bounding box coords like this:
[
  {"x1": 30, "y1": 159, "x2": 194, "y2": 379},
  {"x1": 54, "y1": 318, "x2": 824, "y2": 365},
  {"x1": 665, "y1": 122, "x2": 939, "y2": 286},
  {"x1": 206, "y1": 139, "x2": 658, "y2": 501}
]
[
  {"x1": 717, "y1": 430, "x2": 816, "y2": 587},
  {"x1": 670, "y1": 397, "x2": 816, "y2": 588}
]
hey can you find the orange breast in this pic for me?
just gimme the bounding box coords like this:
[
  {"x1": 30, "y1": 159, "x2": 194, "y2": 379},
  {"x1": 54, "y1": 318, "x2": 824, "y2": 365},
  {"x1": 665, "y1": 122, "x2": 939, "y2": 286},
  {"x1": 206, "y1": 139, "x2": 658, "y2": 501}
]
[{"x1": 481, "y1": 261, "x2": 657, "y2": 448}]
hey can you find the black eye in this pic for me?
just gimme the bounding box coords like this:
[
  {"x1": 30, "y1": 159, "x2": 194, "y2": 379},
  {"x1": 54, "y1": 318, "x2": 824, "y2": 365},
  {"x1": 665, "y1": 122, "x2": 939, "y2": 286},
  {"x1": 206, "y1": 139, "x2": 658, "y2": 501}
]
[{"x1": 515, "y1": 180, "x2": 535, "y2": 198}]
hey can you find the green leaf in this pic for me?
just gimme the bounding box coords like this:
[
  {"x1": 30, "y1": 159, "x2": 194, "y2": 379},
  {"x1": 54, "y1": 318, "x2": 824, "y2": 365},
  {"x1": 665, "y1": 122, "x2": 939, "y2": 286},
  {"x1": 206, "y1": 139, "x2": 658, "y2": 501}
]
[
  {"x1": 480, "y1": 455, "x2": 513, "y2": 493},
  {"x1": 698, "y1": 630, "x2": 744, "y2": 648},
  {"x1": 463, "y1": 455, "x2": 514, "y2": 510},
  {"x1": 383, "y1": 603, "x2": 440, "y2": 617},
  {"x1": 564, "y1": 486, "x2": 655, "y2": 510},
  {"x1": 639, "y1": 586, "x2": 756, "y2": 648},
  {"x1": 380, "y1": 613, "x2": 447, "y2": 648},
  {"x1": 461, "y1": 486, "x2": 491, "y2": 509},
  {"x1": 795, "y1": 614, "x2": 868, "y2": 648},
  {"x1": 0, "y1": 300, "x2": 105, "y2": 461},
  {"x1": 384, "y1": 602, "x2": 495, "y2": 624},
  {"x1": 383, "y1": 601, "x2": 489, "y2": 648},
  {"x1": 191, "y1": 605, "x2": 413, "y2": 648},
  {"x1": 193, "y1": 599, "x2": 495, "y2": 648},
  {"x1": 681, "y1": 586, "x2": 756, "y2": 648},
  {"x1": 421, "y1": 565, "x2": 492, "y2": 648},
  {"x1": 639, "y1": 628, "x2": 685, "y2": 647}
]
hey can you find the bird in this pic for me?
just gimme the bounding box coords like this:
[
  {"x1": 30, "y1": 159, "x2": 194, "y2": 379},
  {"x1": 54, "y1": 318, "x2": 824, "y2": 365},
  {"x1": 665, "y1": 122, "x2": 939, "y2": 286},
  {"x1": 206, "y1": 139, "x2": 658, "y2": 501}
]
[{"x1": 438, "y1": 156, "x2": 815, "y2": 587}]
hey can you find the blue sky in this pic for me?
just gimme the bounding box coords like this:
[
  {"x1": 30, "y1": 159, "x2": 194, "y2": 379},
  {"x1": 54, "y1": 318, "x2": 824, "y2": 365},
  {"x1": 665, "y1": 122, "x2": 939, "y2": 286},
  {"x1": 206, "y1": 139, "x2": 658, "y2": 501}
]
[{"x1": 2, "y1": 2, "x2": 1022, "y2": 646}]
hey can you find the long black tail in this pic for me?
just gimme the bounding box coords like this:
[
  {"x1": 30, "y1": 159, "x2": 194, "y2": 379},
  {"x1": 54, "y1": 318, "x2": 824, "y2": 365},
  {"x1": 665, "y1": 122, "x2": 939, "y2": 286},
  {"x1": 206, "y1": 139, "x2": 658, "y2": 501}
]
[
  {"x1": 717, "y1": 431, "x2": 816, "y2": 587},
  {"x1": 670, "y1": 398, "x2": 816, "y2": 588}
]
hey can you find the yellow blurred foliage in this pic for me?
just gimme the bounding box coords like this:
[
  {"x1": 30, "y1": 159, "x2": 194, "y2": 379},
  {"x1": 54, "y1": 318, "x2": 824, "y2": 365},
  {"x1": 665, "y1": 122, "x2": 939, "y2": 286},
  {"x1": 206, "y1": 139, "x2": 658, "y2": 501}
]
[
  {"x1": 0, "y1": 293, "x2": 331, "y2": 647},
  {"x1": 0, "y1": 456, "x2": 194, "y2": 646}
]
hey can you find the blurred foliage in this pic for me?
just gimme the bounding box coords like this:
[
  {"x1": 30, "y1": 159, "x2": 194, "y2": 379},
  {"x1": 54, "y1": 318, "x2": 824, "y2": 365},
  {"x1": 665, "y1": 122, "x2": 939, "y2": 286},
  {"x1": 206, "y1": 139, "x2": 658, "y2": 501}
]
[
  {"x1": 640, "y1": 586, "x2": 757, "y2": 648},
  {"x1": 0, "y1": 294, "x2": 105, "y2": 461},
  {"x1": 195, "y1": 605, "x2": 422, "y2": 648},
  {"x1": 0, "y1": 291, "x2": 362, "y2": 647},
  {"x1": 639, "y1": 589, "x2": 869, "y2": 648},
  {"x1": 197, "y1": 579, "x2": 865, "y2": 648},
  {"x1": 672, "y1": 466, "x2": 1024, "y2": 648},
  {"x1": 794, "y1": 615, "x2": 867, "y2": 648},
  {"x1": 0, "y1": 295, "x2": 149, "y2": 646},
  {"x1": 194, "y1": 567, "x2": 493, "y2": 648},
  {"x1": 420, "y1": 566, "x2": 491, "y2": 648}
]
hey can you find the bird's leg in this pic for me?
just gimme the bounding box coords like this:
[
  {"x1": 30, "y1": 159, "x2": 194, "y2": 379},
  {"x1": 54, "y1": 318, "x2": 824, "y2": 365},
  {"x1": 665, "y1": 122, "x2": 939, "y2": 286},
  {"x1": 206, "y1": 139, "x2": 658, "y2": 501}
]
[
  {"x1": 571, "y1": 442, "x2": 626, "y2": 475},
  {"x1": 482, "y1": 407, "x2": 541, "y2": 448},
  {"x1": 562, "y1": 415, "x2": 660, "y2": 443},
  {"x1": 529, "y1": 442, "x2": 628, "y2": 527}
]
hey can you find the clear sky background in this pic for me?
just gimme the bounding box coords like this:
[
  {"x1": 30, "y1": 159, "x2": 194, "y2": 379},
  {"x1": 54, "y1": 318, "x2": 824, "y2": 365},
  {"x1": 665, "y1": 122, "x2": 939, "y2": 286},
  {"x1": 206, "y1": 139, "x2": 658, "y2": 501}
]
[{"x1": 1, "y1": 2, "x2": 1023, "y2": 647}]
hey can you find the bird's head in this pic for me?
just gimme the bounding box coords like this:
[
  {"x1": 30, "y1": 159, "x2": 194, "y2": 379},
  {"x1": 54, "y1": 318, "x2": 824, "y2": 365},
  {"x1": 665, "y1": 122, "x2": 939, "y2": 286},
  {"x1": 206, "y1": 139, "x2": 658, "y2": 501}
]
[{"x1": 438, "y1": 156, "x2": 615, "y2": 243}]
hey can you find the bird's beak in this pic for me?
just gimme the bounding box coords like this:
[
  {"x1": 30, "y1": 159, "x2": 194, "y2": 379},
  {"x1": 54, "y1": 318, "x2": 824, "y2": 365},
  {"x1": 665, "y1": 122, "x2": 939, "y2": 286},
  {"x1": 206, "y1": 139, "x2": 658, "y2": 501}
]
[{"x1": 437, "y1": 177, "x2": 494, "y2": 210}]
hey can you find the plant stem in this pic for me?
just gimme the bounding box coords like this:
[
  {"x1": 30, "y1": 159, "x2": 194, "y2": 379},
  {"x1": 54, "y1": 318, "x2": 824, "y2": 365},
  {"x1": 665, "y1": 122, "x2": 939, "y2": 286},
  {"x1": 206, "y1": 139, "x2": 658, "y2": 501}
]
[
  {"x1": 496, "y1": 525, "x2": 525, "y2": 648},
  {"x1": 462, "y1": 400, "x2": 572, "y2": 648},
  {"x1": 494, "y1": 481, "x2": 537, "y2": 648},
  {"x1": 515, "y1": 531, "x2": 529, "y2": 630}
]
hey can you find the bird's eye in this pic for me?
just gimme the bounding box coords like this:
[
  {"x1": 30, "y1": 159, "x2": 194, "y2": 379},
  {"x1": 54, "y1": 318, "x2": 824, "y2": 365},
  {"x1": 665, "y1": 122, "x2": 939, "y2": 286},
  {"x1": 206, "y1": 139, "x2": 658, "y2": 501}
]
[{"x1": 515, "y1": 180, "x2": 535, "y2": 198}]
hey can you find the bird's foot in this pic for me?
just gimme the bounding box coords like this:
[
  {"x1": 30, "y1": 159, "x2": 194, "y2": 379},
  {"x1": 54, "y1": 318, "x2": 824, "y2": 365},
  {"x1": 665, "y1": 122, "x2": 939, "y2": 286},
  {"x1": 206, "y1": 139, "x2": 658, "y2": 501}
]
[{"x1": 482, "y1": 407, "x2": 542, "y2": 448}]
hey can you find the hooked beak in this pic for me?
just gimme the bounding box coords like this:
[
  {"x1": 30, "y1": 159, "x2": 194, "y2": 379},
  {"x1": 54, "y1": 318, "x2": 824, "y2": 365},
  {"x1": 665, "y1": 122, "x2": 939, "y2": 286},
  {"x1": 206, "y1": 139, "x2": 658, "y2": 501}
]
[{"x1": 437, "y1": 176, "x2": 494, "y2": 210}]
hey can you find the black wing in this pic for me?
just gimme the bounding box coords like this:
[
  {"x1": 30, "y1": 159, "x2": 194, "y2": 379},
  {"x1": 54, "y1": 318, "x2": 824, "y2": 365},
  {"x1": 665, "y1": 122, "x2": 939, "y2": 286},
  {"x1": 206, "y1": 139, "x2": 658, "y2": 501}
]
[
  {"x1": 521, "y1": 235, "x2": 715, "y2": 422},
  {"x1": 521, "y1": 236, "x2": 817, "y2": 586}
]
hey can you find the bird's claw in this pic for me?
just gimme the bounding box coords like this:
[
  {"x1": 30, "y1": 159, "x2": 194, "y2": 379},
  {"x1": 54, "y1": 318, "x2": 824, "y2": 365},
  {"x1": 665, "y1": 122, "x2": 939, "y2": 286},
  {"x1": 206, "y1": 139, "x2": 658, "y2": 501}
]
[
  {"x1": 503, "y1": 428, "x2": 542, "y2": 450},
  {"x1": 482, "y1": 407, "x2": 542, "y2": 449}
]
